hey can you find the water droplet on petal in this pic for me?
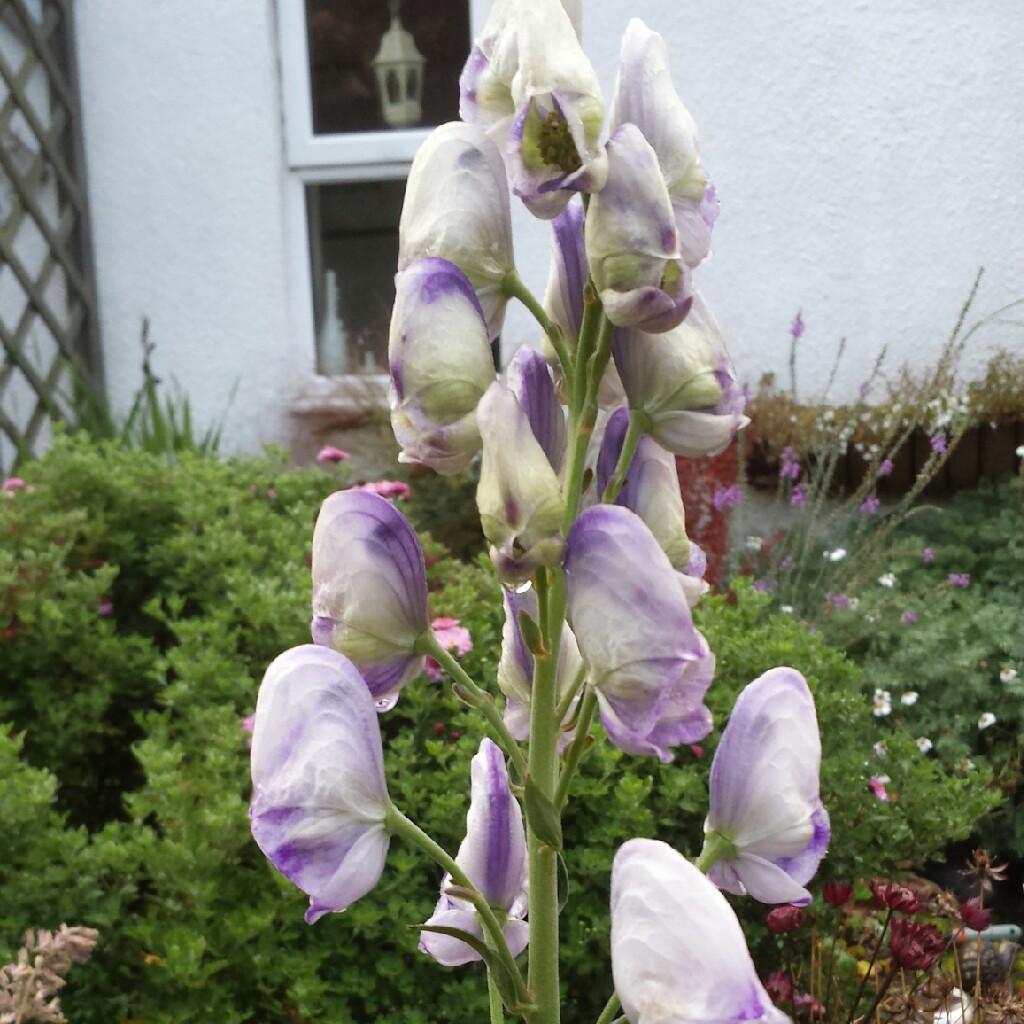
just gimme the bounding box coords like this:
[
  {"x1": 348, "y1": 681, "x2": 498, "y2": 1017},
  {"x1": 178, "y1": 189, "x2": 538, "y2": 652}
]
[
  {"x1": 514, "y1": 580, "x2": 532, "y2": 594},
  {"x1": 375, "y1": 694, "x2": 399, "y2": 713}
]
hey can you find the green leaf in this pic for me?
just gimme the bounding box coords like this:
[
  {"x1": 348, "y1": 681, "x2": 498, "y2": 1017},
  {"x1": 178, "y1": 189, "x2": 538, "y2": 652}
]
[{"x1": 523, "y1": 775, "x2": 563, "y2": 851}]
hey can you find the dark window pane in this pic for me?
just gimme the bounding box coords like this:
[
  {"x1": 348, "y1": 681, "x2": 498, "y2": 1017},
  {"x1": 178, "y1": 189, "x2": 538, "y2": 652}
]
[
  {"x1": 305, "y1": 0, "x2": 470, "y2": 134},
  {"x1": 308, "y1": 180, "x2": 406, "y2": 375}
]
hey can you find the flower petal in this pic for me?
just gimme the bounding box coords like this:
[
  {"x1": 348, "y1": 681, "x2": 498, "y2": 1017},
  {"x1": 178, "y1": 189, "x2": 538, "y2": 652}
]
[
  {"x1": 311, "y1": 490, "x2": 429, "y2": 697},
  {"x1": 612, "y1": 839, "x2": 791, "y2": 1024},
  {"x1": 249, "y1": 645, "x2": 391, "y2": 924}
]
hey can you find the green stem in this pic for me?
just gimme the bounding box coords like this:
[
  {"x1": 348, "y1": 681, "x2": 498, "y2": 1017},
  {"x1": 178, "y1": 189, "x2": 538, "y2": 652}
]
[
  {"x1": 695, "y1": 830, "x2": 737, "y2": 874},
  {"x1": 846, "y1": 907, "x2": 892, "y2": 1024},
  {"x1": 601, "y1": 409, "x2": 650, "y2": 504},
  {"x1": 571, "y1": 285, "x2": 602, "y2": 417},
  {"x1": 583, "y1": 317, "x2": 616, "y2": 414},
  {"x1": 526, "y1": 572, "x2": 566, "y2": 1024},
  {"x1": 554, "y1": 664, "x2": 587, "y2": 723},
  {"x1": 419, "y1": 633, "x2": 528, "y2": 781},
  {"x1": 386, "y1": 806, "x2": 529, "y2": 1007},
  {"x1": 503, "y1": 271, "x2": 573, "y2": 388},
  {"x1": 593, "y1": 992, "x2": 621, "y2": 1024},
  {"x1": 489, "y1": 968, "x2": 507, "y2": 1024},
  {"x1": 555, "y1": 688, "x2": 597, "y2": 809}
]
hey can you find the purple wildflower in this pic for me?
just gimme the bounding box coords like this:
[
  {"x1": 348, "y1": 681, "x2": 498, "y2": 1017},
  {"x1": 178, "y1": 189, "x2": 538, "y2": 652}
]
[
  {"x1": 877, "y1": 459, "x2": 893, "y2": 477},
  {"x1": 712, "y1": 484, "x2": 744, "y2": 511},
  {"x1": 779, "y1": 446, "x2": 801, "y2": 481},
  {"x1": 922, "y1": 547, "x2": 935, "y2": 562},
  {"x1": 832, "y1": 594, "x2": 851, "y2": 610},
  {"x1": 901, "y1": 610, "x2": 918, "y2": 625},
  {"x1": 752, "y1": 579, "x2": 774, "y2": 594},
  {"x1": 858, "y1": 382, "x2": 872, "y2": 399},
  {"x1": 947, "y1": 573, "x2": 970, "y2": 588},
  {"x1": 929, "y1": 433, "x2": 947, "y2": 456},
  {"x1": 790, "y1": 312, "x2": 805, "y2": 339},
  {"x1": 860, "y1": 496, "x2": 880, "y2": 514},
  {"x1": 98, "y1": 598, "x2": 114, "y2": 618},
  {"x1": 790, "y1": 483, "x2": 807, "y2": 510}
]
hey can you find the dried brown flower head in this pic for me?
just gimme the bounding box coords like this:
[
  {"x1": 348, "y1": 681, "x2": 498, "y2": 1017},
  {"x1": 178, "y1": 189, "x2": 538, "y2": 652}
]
[{"x1": 960, "y1": 849, "x2": 1009, "y2": 895}]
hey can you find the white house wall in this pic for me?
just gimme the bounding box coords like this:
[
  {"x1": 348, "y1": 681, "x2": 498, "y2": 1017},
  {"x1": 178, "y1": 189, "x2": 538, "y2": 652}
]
[{"x1": 73, "y1": 1, "x2": 1024, "y2": 457}]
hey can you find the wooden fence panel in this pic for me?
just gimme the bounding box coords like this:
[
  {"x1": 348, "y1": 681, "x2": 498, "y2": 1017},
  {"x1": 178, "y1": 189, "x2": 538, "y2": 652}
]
[{"x1": 0, "y1": 0, "x2": 101, "y2": 475}]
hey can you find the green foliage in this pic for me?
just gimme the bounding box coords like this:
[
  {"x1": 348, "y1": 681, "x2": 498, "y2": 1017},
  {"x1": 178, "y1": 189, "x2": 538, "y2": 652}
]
[
  {"x1": 818, "y1": 475, "x2": 1024, "y2": 858},
  {"x1": 0, "y1": 439, "x2": 999, "y2": 1022}
]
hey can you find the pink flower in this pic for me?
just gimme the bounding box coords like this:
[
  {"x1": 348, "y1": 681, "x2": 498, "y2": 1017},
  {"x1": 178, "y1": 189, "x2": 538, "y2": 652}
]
[
  {"x1": 316, "y1": 445, "x2": 351, "y2": 463},
  {"x1": 922, "y1": 547, "x2": 935, "y2": 562},
  {"x1": 929, "y1": 433, "x2": 947, "y2": 456},
  {"x1": 241, "y1": 712, "x2": 256, "y2": 749},
  {"x1": 98, "y1": 598, "x2": 114, "y2": 618},
  {"x1": 424, "y1": 616, "x2": 473, "y2": 681},
  {"x1": 351, "y1": 480, "x2": 411, "y2": 501},
  {"x1": 900, "y1": 610, "x2": 917, "y2": 625},
  {"x1": 869, "y1": 775, "x2": 890, "y2": 802},
  {"x1": 860, "y1": 496, "x2": 880, "y2": 514},
  {"x1": 2, "y1": 477, "x2": 33, "y2": 496},
  {"x1": 877, "y1": 459, "x2": 893, "y2": 477},
  {"x1": 765, "y1": 905, "x2": 805, "y2": 933},
  {"x1": 947, "y1": 573, "x2": 970, "y2": 588}
]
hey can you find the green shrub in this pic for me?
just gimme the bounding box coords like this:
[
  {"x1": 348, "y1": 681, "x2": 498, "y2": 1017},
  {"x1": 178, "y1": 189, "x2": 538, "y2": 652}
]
[
  {"x1": 818, "y1": 475, "x2": 1024, "y2": 857},
  {"x1": 0, "y1": 439, "x2": 998, "y2": 1022}
]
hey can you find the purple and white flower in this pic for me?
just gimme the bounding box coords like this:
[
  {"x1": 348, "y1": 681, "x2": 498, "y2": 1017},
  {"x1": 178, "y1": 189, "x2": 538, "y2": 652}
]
[
  {"x1": 476, "y1": 382, "x2": 566, "y2": 586},
  {"x1": 563, "y1": 505, "x2": 714, "y2": 762},
  {"x1": 612, "y1": 838, "x2": 791, "y2": 1024},
  {"x1": 311, "y1": 490, "x2": 429, "y2": 704},
  {"x1": 610, "y1": 19, "x2": 716, "y2": 270},
  {"x1": 498, "y1": 589, "x2": 582, "y2": 746},
  {"x1": 701, "y1": 668, "x2": 829, "y2": 906},
  {"x1": 596, "y1": 407, "x2": 706, "y2": 605},
  {"x1": 612, "y1": 295, "x2": 748, "y2": 457},
  {"x1": 419, "y1": 738, "x2": 529, "y2": 966},
  {"x1": 389, "y1": 257, "x2": 496, "y2": 475},
  {"x1": 507, "y1": 345, "x2": 567, "y2": 474},
  {"x1": 585, "y1": 124, "x2": 691, "y2": 333},
  {"x1": 398, "y1": 122, "x2": 514, "y2": 339},
  {"x1": 249, "y1": 645, "x2": 392, "y2": 924}
]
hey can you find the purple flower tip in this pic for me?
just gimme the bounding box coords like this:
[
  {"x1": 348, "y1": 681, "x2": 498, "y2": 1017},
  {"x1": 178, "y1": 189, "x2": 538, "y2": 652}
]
[
  {"x1": 712, "y1": 484, "x2": 744, "y2": 510},
  {"x1": 947, "y1": 573, "x2": 970, "y2": 588},
  {"x1": 877, "y1": 459, "x2": 893, "y2": 477},
  {"x1": 900, "y1": 610, "x2": 917, "y2": 625},
  {"x1": 929, "y1": 433, "x2": 947, "y2": 455},
  {"x1": 860, "y1": 496, "x2": 880, "y2": 514},
  {"x1": 921, "y1": 547, "x2": 935, "y2": 562},
  {"x1": 790, "y1": 313, "x2": 805, "y2": 339},
  {"x1": 98, "y1": 598, "x2": 114, "y2": 618}
]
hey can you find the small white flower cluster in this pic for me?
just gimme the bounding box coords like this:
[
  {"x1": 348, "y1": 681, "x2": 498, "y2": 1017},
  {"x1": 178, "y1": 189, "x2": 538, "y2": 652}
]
[
  {"x1": 877, "y1": 572, "x2": 897, "y2": 588},
  {"x1": 1001, "y1": 666, "x2": 1018, "y2": 683},
  {"x1": 873, "y1": 739, "x2": 887, "y2": 757},
  {"x1": 873, "y1": 688, "x2": 892, "y2": 717},
  {"x1": 901, "y1": 690, "x2": 918, "y2": 706},
  {"x1": 915, "y1": 736, "x2": 933, "y2": 753},
  {"x1": 824, "y1": 547, "x2": 847, "y2": 562},
  {"x1": 923, "y1": 393, "x2": 974, "y2": 432},
  {"x1": 978, "y1": 712, "x2": 997, "y2": 730}
]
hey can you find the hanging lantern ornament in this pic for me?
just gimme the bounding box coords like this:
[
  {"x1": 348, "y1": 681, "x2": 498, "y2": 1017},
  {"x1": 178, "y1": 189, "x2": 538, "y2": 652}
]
[{"x1": 373, "y1": 0, "x2": 425, "y2": 129}]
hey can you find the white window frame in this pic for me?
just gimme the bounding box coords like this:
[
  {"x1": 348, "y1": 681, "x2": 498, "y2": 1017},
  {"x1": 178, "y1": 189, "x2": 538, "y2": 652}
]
[{"x1": 276, "y1": 0, "x2": 487, "y2": 384}]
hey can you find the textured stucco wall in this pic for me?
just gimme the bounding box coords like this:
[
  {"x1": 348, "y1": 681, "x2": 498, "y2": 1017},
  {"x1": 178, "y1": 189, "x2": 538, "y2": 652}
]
[{"x1": 73, "y1": 1, "x2": 1024, "y2": 457}]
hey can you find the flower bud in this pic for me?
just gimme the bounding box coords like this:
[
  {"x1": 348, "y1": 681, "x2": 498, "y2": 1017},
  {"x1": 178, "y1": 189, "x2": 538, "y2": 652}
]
[
  {"x1": 399, "y1": 122, "x2": 514, "y2": 339},
  {"x1": 612, "y1": 839, "x2": 790, "y2": 1024},
  {"x1": 822, "y1": 881, "x2": 854, "y2": 907},
  {"x1": 870, "y1": 880, "x2": 923, "y2": 914},
  {"x1": 507, "y1": 346, "x2": 567, "y2": 474},
  {"x1": 420, "y1": 739, "x2": 529, "y2": 965},
  {"x1": 765, "y1": 905, "x2": 805, "y2": 934},
  {"x1": 960, "y1": 897, "x2": 992, "y2": 932},
  {"x1": 610, "y1": 20, "x2": 717, "y2": 269},
  {"x1": 563, "y1": 505, "x2": 714, "y2": 762},
  {"x1": 585, "y1": 124, "x2": 691, "y2": 333},
  {"x1": 702, "y1": 668, "x2": 830, "y2": 906},
  {"x1": 889, "y1": 919, "x2": 944, "y2": 971},
  {"x1": 476, "y1": 382, "x2": 566, "y2": 586},
  {"x1": 389, "y1": 257, "x2": 497, "y2": 474},
  {"x1": 249, "y1": 645, "x2": 391, "y2": 924},
  {"x1": 612, "y1": 294, "x2": 748, "y2": 456},
  {"x1": 311, "y1": 490, "x2": 429, "y2": 702}
]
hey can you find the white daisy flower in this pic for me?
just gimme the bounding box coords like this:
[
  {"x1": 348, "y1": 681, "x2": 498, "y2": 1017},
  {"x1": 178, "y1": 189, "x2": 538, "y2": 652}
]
[
  {"x1": 873, "y1": 740, "x2": 888, "y2": 757},
  {"x1": 1000, "y1": 667, "x2": 1017, "y2": 683},
  {"x1": 848, "y1": 597, "x2": 860, "y2": 610},
  {"x1": 901, "y1": 691, "x2": 919, "y2": 706},
  {"x1": 978, "y1": 712, "x2": 997, "y2": 730},
  {"x1": 780, "y1": 605, "x2": 794, "y2": 615},
  {"x1": 745, "y1": 535, "x2": 764, "y2": 553},
  {"x1": 915, "y1": 736, "x2": 933, "y2": 753},
  {"x1": 825, "y1": 547, "x2": 847, "y2": 562},
  {"x1": 956, "y1": 758, "x2": 976, "y2": 772},
  {"x1": 877, "y1": 573, "x2": 897, "y2": 588}
]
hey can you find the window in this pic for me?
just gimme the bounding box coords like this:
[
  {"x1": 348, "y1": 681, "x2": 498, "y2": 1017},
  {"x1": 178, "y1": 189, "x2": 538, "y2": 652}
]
[{"x1": 278, "y1": 1, "x2": 483, "y2": 377}]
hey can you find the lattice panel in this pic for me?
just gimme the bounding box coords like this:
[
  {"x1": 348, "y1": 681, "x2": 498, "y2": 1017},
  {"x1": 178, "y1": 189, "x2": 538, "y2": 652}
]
[{"x1": 0, "y1": 0, "x2": 101, "y2": 475}]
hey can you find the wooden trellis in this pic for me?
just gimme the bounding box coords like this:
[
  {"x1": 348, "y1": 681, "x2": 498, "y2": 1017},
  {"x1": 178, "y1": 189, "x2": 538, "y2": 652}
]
[{"x1": 0, "y1": 0, "x2": 101, "y2": 475}]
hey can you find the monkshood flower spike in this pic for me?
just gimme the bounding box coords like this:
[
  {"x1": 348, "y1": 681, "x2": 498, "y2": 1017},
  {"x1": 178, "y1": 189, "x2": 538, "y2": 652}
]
[
  {"x1": 311, "y1": 489, "x2": 429, "y2": 705},
  {"x1": 420, "y1": 738, "x2": 529, "y2": 966},
  {"x1": 249, "y1": 645, "x2": 392, "y2": 925},
  {"x1": 700, "y1": 667, "x2": 830, "y2": 906},
  {"x1": 612, "y1": 839, "x2": 791, "y2": 1024},
  {"x1": 563, "y1": 504, "x2": 714, "y2": 762}
]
